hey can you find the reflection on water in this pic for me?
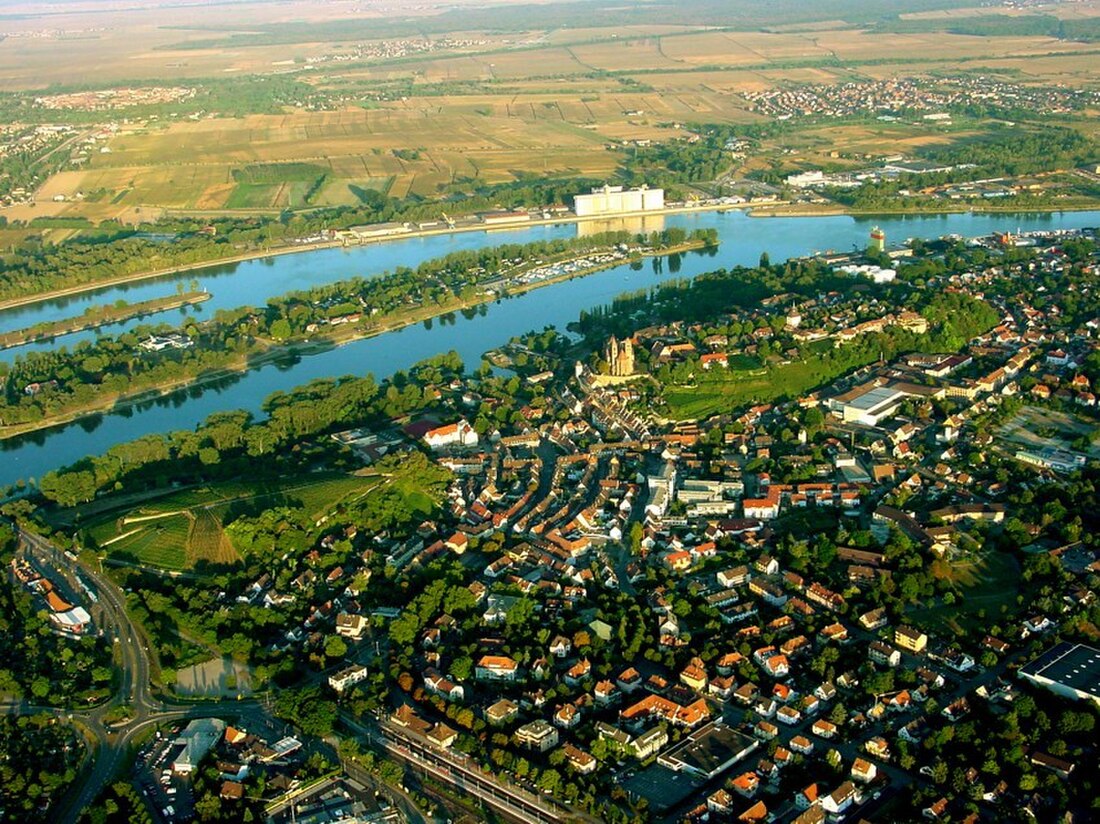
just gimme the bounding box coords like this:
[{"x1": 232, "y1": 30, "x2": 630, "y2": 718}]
[{"x1": 576, "y1": 214, "x2": 666, "y2": 237}]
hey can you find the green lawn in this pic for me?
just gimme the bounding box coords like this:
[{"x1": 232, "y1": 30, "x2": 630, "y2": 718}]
[{"x1": 665, "y1": 350, "x2": 875, "y2": 420}]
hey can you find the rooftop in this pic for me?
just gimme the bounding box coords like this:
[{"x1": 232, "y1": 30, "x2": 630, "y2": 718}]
[{"x1": 1020, "y1": 642, "x2": 1100, "y2": 699}]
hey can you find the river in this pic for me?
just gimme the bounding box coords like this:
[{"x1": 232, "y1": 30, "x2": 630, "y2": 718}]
[{"x1": 1, "y1": 208, "x2": 1097, "y2": 487}]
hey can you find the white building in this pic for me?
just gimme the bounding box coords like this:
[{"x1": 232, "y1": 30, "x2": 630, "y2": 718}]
[
  {"x1": 329, "y1": 664, "x2": 369, "y2": 694},
  {"x1": 424, "y1": 419, "x2": 479, "y2": 450},
  {"x1": 172, "y1": 718, "x2": 227, "y2": 774},
  {"x1": 574, "y1": 185, "x2": 664, "y2": 217}
]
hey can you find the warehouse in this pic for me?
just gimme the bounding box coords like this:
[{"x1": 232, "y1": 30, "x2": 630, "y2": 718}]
[{"x1": 1019, "y1": 642, "x2": 1100, "y2": 707}]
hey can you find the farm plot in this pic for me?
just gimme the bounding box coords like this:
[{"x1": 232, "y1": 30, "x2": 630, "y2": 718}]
[{"x1": 83, "y1": 473, "x2": 379, "y2": 572}]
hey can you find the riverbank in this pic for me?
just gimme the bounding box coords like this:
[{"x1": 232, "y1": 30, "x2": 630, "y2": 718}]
[
  {"x1": 749, "y1": 201, "x2": 1100, "y2": 218},
  {"x1": 0, "y1": 239, "x2": 712, "y2": 442},
  {"x1": 0, "y1": 203, "x2": 733, "y2": 315},
  {"x1": 6, "y1": 197, "x2": 1098, "y2": 316},
  {"x1": 0, "y1": 291, "x2": 210, "y2": 350}
]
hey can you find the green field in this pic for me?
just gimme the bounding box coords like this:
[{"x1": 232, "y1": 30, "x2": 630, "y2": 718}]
[
  {"x1": 909, "y1": 551, "x2": 1027, "y2": 635},
  {"x1": 664, "y1": 344, "x2": 865, "y2": 420},
  {"x1": 84, "y1": 473, "x2": 380, "y2": 571}
]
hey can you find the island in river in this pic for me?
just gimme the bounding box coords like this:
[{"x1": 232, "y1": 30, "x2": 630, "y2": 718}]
[
  {"x1": 0, "y1": 291, "x2": 210, "y2": 351},
  {"x1": 0, "y1": 236, "x2": 712, "y2": 442}
]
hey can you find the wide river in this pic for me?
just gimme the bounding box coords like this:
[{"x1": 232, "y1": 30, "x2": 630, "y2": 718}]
[{"x1": 2, "y1": 208, "x2": 1097, "y2": 487}]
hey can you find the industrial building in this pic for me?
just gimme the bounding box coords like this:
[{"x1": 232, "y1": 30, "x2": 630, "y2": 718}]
[
  {"x1": 573, "y1": 185, "x2": 664, "y2": 217},
  {"x1": 1015, "y1": 447, "x2": 1087, "y2": 474},
  {"x1": 1019, "y1": 642, "x2": 1100, "y2": 706}
]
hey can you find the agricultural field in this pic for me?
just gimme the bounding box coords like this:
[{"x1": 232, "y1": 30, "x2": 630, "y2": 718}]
[
  {"x1": 83, "y1": 473, "x2": 380, "y2": 571},
  {"x1": 4, "y1": 0, "x2": 1100, "y2": 224}
]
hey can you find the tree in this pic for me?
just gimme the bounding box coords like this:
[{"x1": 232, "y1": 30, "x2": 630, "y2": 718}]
[
  {"x1": 270, "y1": 318, "x2": 292, "y2": 341},
  {"x1": 324, "y1": 635, "x2": 348, "y2": 660}
]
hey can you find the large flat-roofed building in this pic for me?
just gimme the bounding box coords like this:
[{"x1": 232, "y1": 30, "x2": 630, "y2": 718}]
[
  {"x1": 171, "y1": 718, "x2": 226, "y2": 774},
  {"x1": 574, "y1": 185, "x2": 664, "y2": 217},
  {"x1": 1016, "y1": 447, "x2": 1086, "y2": 474},
  {"x1": 828, "y1": 379, "x2": 943, "y2": 427},
  {"x1": 656, "y1": 720, "x2": 758, "y2": 780},
  {"x1": 1019, "y1": 642, "x2": 1100, "y2": 706}
]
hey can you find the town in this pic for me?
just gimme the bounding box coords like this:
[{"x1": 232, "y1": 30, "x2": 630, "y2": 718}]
[{"x1": 7, "y1": 221, "x2": 1097, "y2": 824}]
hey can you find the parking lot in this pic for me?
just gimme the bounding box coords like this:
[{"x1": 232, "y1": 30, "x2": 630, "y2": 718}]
[{"x1": 133, "y1": 726, "x2": 194, "y2": 824}]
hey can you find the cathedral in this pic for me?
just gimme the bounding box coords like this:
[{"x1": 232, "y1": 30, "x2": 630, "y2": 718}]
[{"x1": 605, "y1": 335, "x2": 635, "y2": 377}]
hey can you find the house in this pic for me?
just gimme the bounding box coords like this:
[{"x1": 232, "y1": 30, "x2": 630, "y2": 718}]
[
  {"x1": 708, "y1": 788, "x2": 735, "y2": 814},
  {"x1": 763, "y1": 655, "x2": 790, "y2": 678},
  {"x1": 485, "y1": 698, "x2": 519, "y2": 726},
  {"x1": 795, "y1": 783, "x2": 819, "y2": 810},
  {"x1": 632, "y1": 726, "x2": 669, "y2": 759},
  {"x1": 864, "y1": 737, "x2": 890, "y2": 759},
  {"x1": 515, "y1": 720, "x2": 559, "y2": 752},
  {"x1": 754, "y1": 721, "x2": 778, "y2": 741},
  {"x1": 549, "y1": 635, "x2": 572, "y2": 658},
  {"x1": 716, "y1": 652, "x2": 744, "y2": 676},
  {"x1": 822, "y1": 781, "x2": 859, "y2": 815},
  {"x1": 860, "y1": 607, "x2": 889, "y2": 631},
  {"x1": 923, "y1": 797, "x2": 949, "y2": 819},
  {"x1": 1029, "y1": 750, "x2": 1075, "y2": 778},
  {"x1": 563, "y1": 743, "x2": 597, "y2": 774},
  {"x1": 328, "y1": 664, "x2": 369, "y2": 694},
  {"x1": 895, "y1": 625, "x2": 928, "y2": 653},
  {"x1": 335, "y1": 612, "x2": 369, "y2": 640},
  {"x1": 594, "y1": 680, "x2": 620, "y2": 706},
  {"x1": 476, "y1": 655, "x2": 519, "y2": 681},
  {"x1": 680, "y1": 659, "x2": 708, "y2": 691},
  {"x1": 718, "y1": 566, "x2": 751, "y2": 587},
  {"x1": 424, "y1": 419, "x2": 479, "y2": 449},
  {"x1": 554, "y1": 703, "x2": 581, "y2": 729},
  {"x1": 427, "y1": 723, "x2": 459, "y2": 749},
  {"x1": 617, "y1": 667, "x2": 643, "y2": 693},
  {"x1": 777, "y1": 706, "x2": 802, "y2": 726},
  {"x1": 423, "y1": 669, "x2": 464, "y2": 701},
  {"x1": 732, "y1": 771, "x2": 760, "y2": 798},
  {"x1": 811, "y1": 719, "x2": 837, "y2": 739},
  {"x1": 869, "y1": 641, "x2": 901, "y2": 668},
  {"x1": 749, "y1": 578, "x2": 788, "y2": 607},
  {"x1": 565, "y1": 658, "x2": 591, "y2": 686},
  {"x1": 755, "y1": 554, "x2": 779, "y2": 575},
  {"x1": 851, "y1": 757, "x2": 877, "y2": 783},
  {"x1": 789, "y1": 732, "x2": 814, "y2": 753}
]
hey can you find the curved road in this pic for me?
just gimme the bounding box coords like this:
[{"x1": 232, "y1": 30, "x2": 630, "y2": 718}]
[{"x1": 7, "y1": 525, "x2": 262, "y2": 823}]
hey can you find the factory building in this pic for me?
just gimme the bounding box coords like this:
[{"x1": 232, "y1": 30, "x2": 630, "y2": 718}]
[{"x1": 574, "y1": 185, "x2": 664, "y2": 217}]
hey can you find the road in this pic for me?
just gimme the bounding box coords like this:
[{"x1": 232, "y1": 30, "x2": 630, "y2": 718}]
[{"x1": 5, "y1": 525, "x2": 266, "y2": 823}]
